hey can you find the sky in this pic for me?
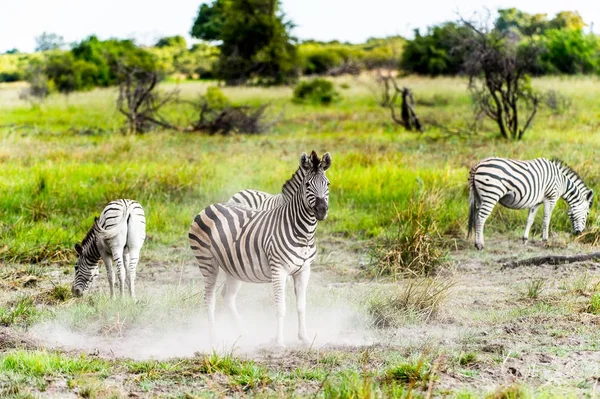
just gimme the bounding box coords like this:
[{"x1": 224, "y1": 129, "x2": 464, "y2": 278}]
[{"x1": 0, "y1": 0, "x2": 599, "y2": 53}]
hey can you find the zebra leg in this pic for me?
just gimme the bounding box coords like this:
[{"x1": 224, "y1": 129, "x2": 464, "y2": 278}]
[
  {"x1": 474, "y1": 200, "x2": 497, "y2": 251},
  {"x1": 223, "y1": 274, "x2": 243, "y2": 335},
  {"x1": 111, "y1": 248, "x2": 126, "y2": 298},
  {"x1": 101, "y1": 254, "x2": 116, "y2": 299},
  {"x1": 523, "y1": 204, "x2": 541, "y2": 243},
  {"x1": 293, "y1": 267, "x2": 311, "y2": 344},
  {"x1": 126, "y1": 249, "x2": 141, "y2": 299},
  {"x1": 199, "y1": 262, "x2": 219, "y2": 344},
  {"x1": 542, "y1": 200, "x2": 557, "y2": 241},
  {"x1": 271, "y1": 269, "x2": 288, "y2": 347}
]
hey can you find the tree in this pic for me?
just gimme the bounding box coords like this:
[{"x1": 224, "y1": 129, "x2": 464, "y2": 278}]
[
  {"x1": 459, "y1": 18, "x2": 542, "y2": 140},
  {"x1": 35, "y1": 32, "x2": 65, "y2": 52},
  {"x1": 400, "y1": 23, "x2": 472, "y2": 75},
  {"x1": 155, "y1": 35, "x2": 187, "y2": 49},
  {"x1": 190, "y1": 0, "x2": 298, "y2": 85}
]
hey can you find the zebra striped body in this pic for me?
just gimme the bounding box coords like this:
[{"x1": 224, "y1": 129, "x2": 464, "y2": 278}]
[
  {"x1": 468, "y1": 157, "x2": 593, "y2": 250},
  {"x1": 228, "y1": 165, "x2": 306, "y2": 210},
  {"x1": 189, "y1": 151, "x2": 331, "y2": 347},
  {"x1": 72, "y1": 199, "x2": 146, "y2": 298}
]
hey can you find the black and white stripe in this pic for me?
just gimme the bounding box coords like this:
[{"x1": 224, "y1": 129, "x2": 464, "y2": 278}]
[
  {"x1": 72, "y1": 199, "x2": 146, "y2": 298},
  {"x1": 468, "y1": 157, "x2": 593, "y2": 250},
  {"x1": 228, "y1": 164, "x2": 306, "y2": 210},
  {"x1": 189, "y1": 151, "x2": 331, "y2": 347}
]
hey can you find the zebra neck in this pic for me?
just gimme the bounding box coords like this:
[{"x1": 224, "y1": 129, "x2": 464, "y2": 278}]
[
  {"x1": 81, "y1": 232, "x2": 102, "y2": 266},
  {"x1": 560, "y1": 173, "x2": 585, "y2": 206},
  {"x1": 289, "y1": 188, "x2": 318, "y2": 239},
  {"x1": 281, "y1": 167, "x2": 305, "y2": 199}
]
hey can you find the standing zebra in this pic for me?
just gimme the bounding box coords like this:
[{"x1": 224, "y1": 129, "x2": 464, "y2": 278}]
[
  {"x1": 189, "y1": 151, "x2": 331, "y2": 347},
  {"x1": 228, "y1": 161, "x2": 306, "y2": 210},
  {"x1": 72, "y1": 199, "x2": 146, "y2": 298},
  {"x1": 468, "y1": 157, "x2": 593, "y2": 250}
]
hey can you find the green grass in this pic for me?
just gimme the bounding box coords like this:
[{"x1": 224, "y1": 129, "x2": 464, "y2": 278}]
[{"x1": 2, "y1": 76, "x2": 600, "y2": 263}]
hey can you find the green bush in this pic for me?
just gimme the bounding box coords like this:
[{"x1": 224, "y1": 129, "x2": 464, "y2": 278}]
[{"x1": 292, "y1": 78, "x2": 340, "y2": 105}]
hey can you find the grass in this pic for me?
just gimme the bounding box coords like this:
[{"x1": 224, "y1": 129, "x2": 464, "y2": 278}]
[
  {"x1": 366, "y1": 277, "x2": 454, "y2": 327},
  {"x1": 3, "y1": 75, "x2": 600, "y2": 397},
  {"x1": 2, "y1": 76, "x2": 600, "y2": 263}
]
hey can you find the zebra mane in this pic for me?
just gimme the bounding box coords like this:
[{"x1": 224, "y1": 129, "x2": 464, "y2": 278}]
[
  {"x1": 281, "y1": 167, "x2": 305, "y2": 198},
  {"x1": 80, "y1": 217, "x2": 99, "y2": 250},
  {"x1": 550, "y1": 158, "x2": 587, "y2": 189}
]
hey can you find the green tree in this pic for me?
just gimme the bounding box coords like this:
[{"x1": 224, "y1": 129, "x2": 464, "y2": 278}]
[
  {"x1": 190, "y1": 0, "x2": 298, "y2": 85},
  {"x1": 400, "y1": 23, "x2": 472, "y2": 75},
  {"x1": 541, "y1": 29, "x2": 599, "y2": 74},
  {"x1": 155, "y1": 35, "x2": 188, "y2": 48}
]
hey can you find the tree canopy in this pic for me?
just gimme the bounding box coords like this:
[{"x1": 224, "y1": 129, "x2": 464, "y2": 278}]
[{"x1": 190, "y1": 0, "x2": 298, "y2": 84}]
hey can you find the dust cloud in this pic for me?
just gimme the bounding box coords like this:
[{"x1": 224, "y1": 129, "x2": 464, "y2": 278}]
[{"x1": 31, "y1": 286, "x2": 374, "y2": 360}]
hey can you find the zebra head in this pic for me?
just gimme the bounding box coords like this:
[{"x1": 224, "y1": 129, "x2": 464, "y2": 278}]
[
  {"x1": 300, "y1": 151, "x2": 331, "y2": 221},
  {"x1": 569, "y1": 189, "x2": 594, "y2": 235},
  {"x1": 71, "y1": 223, "x2": 100, "y2": 297}
]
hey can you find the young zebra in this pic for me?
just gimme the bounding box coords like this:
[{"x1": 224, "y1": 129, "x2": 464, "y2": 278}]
[
  {"x1": 72, "y1": 199, "x2": 146, "y2": 298},
  {"x1": 468, "y1": 157, "x2": 593, "y2": 250},
  {"x1": 189, "y1": 151, "x2": 331, "y2": 347},
  {"x1": 228, "y1": 161, "x2": 306, "y2": 210}
]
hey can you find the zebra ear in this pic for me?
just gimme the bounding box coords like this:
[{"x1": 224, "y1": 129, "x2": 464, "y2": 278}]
[
  {"x1": 74, "y1": 243, "x2": 82, "y2": 256},
  {"x1": 587, "y1": 189, "x2": 594, "y2": 203},
  {"x1": 321, "y1": 152, "x2": 331, "y2": 171},
  {"x1": 300, "y1": 152, "x2": 312, "y2": 170}
]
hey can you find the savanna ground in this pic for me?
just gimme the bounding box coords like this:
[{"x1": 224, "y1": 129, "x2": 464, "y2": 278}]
[{"x1": 2, "y1": 75, "x2": 600, "y2": 398}]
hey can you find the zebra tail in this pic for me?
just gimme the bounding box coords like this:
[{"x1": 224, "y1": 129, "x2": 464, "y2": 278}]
[
  {"x1": 98, "y1": 202, "x2": 131, "y2": 239},
  {"x1": 467, "y1": 182, "x2": 478, "y2": 239}
]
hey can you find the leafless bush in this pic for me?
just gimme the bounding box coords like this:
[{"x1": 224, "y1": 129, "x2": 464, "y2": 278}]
[
  {"x1": 20, "y1": 65, "x2": 52, "y2": 106},
  {"x1": 327, "y1": 61, "x2": 362, "y2": 77},
  {"x1": 375, "y1": 71, "x2": 423, "y2": 132},
  {"x1": 458, "y1": 14, "x2": 543, "y2": 140},
  {"x1": 117, "y1": 65, "x2": 275, "y2": 135},
  {"x1": 117, "y1": 65, "x2": 178, "y2": 134},
  {"x1": 543, "y1": 90, "x2": 572, "y2": 115}
]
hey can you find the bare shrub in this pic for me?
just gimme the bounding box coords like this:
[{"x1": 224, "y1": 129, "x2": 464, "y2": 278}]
[
  {"x1": 458, "y1": 15, "x2": 543, "y2": 140},
  {"x1": 20, "y1": 64, "x2": 53, "y2": 106},
  {"x1": 543, "y1": 90, "x2": 572, "y2": 115},
  {"x1": 117, "y1": 65, "x2": 177, "y2": 134},
  {"x1": 375, "y1": 71, "x2": 423, "y2": 132}
]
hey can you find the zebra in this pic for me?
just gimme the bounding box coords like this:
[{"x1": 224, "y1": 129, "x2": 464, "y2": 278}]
[
  {"x1": 228, "y1": 161, "x2": 306, "y2": 210},
  {"x1": 188, "y1": 151, "x2": 331, "y2": 347},
  {"x1": 468, "y1": 157, "x2": 593, "y2": 250},
  {"x1": 72, "y1": 199, "x2": 146, "y2": 299}
]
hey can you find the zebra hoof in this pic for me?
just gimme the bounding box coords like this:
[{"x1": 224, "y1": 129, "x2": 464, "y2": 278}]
[
  {"x1": 474, "y1": 243, "x2": 484, "y2": 251},
  {"x1": 299, "y1": 336, "x2": 311, "y2": 346},
  {"x1": 522, "y1": 238, "x2": 528, "y2": 244}
]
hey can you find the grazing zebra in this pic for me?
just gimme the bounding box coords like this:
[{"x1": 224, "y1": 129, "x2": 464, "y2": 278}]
[
  {"x1": 72, "y1": 199, "x2": 146, "y2": 299},
  {"x1": 468, "y1": 157, "x2": 593, "y2": 250},
  {"x1": 228, "y1": 161, "x2": 306, "y2": 210},
  {"x1": 189, "y1": 151, "x2": 331, "y2": 347}
]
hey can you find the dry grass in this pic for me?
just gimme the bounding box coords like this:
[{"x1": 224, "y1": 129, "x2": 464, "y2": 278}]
[{"x1": 366, "y1": 277, "x2": 455, "y2": 328}]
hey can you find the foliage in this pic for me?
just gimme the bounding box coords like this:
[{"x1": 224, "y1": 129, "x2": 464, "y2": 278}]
[
  {"x1": 400, "y1": 23, "x2": 472, "y2": 75},
  {"x1": 293, "y1": 78, "x2": 340, "y2": 104},
  {"x1": 539, "y1": 29, "x2": 600, "y2": 74},
  {"x1": 495, "y1": 8, "x2": 586, "y2": 36},
  {"x1": 155, "y1": 35, "x2": 187, "y2": 49},
  {"x1": 71, "y1": 36, "x2": 158, "y2": 87},
  {"x1": 401, "y1": 9, "x2": 600, "y2": 76},
  {"x1": 191, "y1": 0, "x2": 298, "y2": 85}
]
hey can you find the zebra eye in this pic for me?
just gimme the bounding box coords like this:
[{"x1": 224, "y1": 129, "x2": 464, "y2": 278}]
[{"x1": 305, "y1": 183, "x2": 310, "y2": 188}]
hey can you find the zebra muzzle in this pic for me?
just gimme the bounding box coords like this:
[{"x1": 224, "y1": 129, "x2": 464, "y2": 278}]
[{"x1": 314, "y1": 198, "x2": 328, "y2": 221}]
